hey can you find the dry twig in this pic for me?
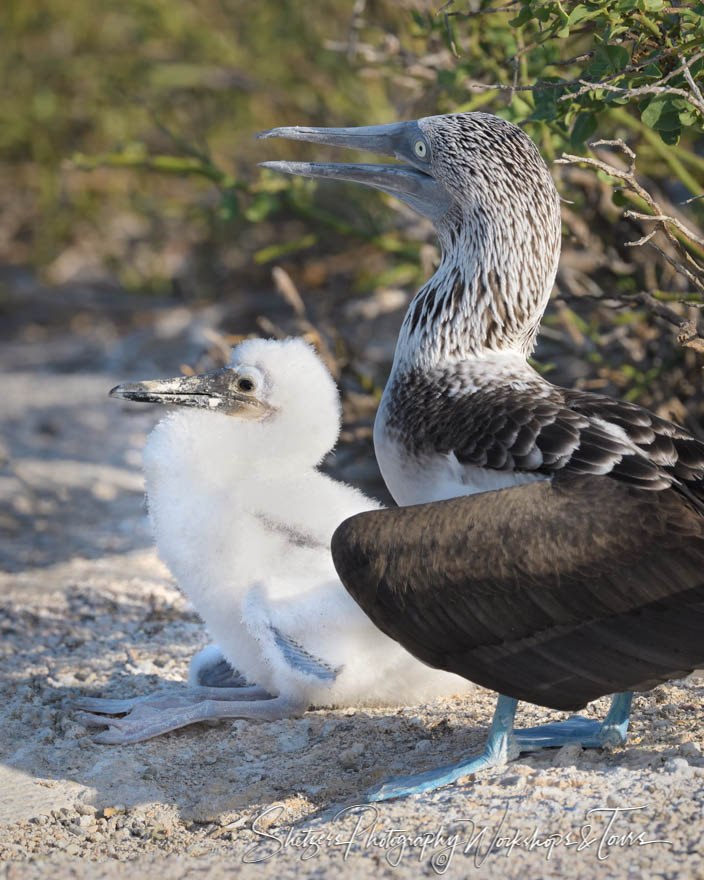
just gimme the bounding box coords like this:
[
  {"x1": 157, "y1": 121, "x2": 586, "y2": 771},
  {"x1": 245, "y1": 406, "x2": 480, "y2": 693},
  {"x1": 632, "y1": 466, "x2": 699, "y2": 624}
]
[{"x1": 556, "y1": 141, "x2": 704, "y2": 353}]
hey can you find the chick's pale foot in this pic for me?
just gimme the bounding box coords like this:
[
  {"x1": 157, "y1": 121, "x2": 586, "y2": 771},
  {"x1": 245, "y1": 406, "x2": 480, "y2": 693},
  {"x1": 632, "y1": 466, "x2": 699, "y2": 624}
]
[
  {"x1": 76, "y1": 694, "x2": 306, "y2": 744},
  {"x1": 74, "y1": 684, "x2": 272, "y2": 717}
]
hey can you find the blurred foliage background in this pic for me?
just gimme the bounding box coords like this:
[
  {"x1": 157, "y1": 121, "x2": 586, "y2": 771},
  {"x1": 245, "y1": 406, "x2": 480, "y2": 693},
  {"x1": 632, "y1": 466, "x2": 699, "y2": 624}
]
[{"x1": 2, "y1": 0, "x2": 704, "y2": 433}]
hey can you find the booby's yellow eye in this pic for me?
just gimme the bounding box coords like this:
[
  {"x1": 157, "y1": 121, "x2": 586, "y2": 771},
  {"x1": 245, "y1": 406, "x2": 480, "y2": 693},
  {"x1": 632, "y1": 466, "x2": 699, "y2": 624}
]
[{"x1": 414, "y1": 140, "x2": 428, "y2": 159}]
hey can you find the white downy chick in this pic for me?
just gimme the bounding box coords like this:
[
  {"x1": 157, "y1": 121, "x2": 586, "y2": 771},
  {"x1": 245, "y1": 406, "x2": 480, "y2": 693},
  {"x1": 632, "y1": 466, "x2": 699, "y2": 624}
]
[{"x1": 78, "y1": 338, "x2": 469, "y2": 743}]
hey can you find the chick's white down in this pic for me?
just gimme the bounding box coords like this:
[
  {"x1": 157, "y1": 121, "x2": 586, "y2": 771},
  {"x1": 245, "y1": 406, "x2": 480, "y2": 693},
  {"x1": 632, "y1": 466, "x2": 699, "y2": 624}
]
[
  {"x1": 79, "y1": 338, "x2": 467, "y2": 742},
  {"x1": 149, "y1": 338, "x2": 467, "y2": 706}
]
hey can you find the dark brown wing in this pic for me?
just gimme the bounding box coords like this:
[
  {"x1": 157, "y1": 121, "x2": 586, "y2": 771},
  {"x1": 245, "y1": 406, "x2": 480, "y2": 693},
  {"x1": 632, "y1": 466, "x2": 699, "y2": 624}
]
[{"x1": 331, "y1": 475, "x2": 704, "y2": 711}]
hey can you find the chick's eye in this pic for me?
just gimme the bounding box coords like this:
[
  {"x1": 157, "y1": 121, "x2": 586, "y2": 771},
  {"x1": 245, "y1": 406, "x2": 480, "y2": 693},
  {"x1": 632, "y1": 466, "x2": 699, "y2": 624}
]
[
  {"x1": 237, "y1": 377, "x2": 255, "y2": 392},
  {"x1": 414, "y1": 140, "x2": 428, "y2": 159}
]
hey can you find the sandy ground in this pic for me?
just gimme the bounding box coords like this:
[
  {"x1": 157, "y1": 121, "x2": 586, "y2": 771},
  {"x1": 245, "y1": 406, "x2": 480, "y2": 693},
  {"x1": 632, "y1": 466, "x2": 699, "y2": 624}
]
[{"x1": 1, "y1": 282, "x2": 703, "y2": 879}]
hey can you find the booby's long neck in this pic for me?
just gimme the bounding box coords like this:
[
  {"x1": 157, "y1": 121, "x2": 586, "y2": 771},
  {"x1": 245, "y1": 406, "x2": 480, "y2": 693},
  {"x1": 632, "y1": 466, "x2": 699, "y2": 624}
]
[
  {"x1": 392, "y1": 189, "x2": 562, "y2": 373},
  {"x1": 374, "y1": 187, "x2": 562, "y2": 505}
]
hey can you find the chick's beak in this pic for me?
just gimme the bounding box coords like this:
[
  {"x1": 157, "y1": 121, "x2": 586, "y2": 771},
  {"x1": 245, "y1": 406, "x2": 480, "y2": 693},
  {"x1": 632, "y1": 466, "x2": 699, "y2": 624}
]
[{"x1": 109, "y1": 369, "x2": 270, "y2": 419}]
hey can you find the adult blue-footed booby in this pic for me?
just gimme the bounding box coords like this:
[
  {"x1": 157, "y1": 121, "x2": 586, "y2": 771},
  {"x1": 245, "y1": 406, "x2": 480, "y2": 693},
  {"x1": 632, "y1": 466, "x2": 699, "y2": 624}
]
[
  {"x1": 77, "y1": 338, "x2": 469, "y2": 744},
  {"x1": 259, "y1": 113, "x2": 704, "y2": 800}
]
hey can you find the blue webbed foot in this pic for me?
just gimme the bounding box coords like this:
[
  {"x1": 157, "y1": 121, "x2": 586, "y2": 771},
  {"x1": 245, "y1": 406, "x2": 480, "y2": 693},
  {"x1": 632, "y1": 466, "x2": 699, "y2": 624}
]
[
  {"x1": 364, "y1": 692, "x2": 633, "y2": 802},
  {"x1": 513, "y1": 692, "x2": 632, "y2": 751},
  {"x1": 513, "y1": 714, "x2": 600, "y2": 748},
  {"x1": 367, "y1": 744, "x2": 509, "y2": 802},
  {"x1": 367, "y1": 694, "x2": 519, "y2": 802}
]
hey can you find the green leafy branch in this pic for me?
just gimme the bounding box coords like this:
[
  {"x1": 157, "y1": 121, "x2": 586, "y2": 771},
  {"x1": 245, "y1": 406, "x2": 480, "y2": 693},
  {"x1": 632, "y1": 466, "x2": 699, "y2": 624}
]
[{"x1": 411, "y1": 0, "x2": 704, "y2": 153}]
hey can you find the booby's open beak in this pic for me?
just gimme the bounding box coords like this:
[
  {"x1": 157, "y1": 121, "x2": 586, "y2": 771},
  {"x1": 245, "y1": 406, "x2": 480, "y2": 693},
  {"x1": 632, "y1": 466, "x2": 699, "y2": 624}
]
[
  {"x1": 256, "y1": 120, "x2": 451, "y2": 222},
  {"x1": 109, "y1": 369, "x2": 271, "y2": 419}
]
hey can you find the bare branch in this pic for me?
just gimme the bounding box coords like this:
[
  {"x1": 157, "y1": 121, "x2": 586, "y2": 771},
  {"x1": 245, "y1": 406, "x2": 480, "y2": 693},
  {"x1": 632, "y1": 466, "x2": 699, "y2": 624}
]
[
  {"x1": 565, "y1": 78, "x2": 704, "y2": 116},
  {"x1": 557, "y1": 142, "x2": 704, "y2": 304},
  {"x1": 559, "y1": 286, "x2": 704, "y2": 355},
  {"x1": 444, "y1": 1, "x2": 521, "y2": 18},
  {"x1": 626, "y1": 228, "x2": 658, "y2": 248},
  {"x1": 443, "y1": 13, "x2": 459, "y2": 57},
  {"x1": 677, "y1": 319, "x2": 704, "y2": 354},
  {"x1": 631, "y1": 292, "x2": 688, "y2": 328},
  {"x1": 590, "y1": 138, "x2": 636, "y2": 165},
  {"x1": 624, "y1": 211, "x2": 704, "y2": 247},
  {"x1": 464, "y1": 45, "x2": 704, "y2": 100},
  {"x1": 681, "y1": 52, "x2": 704, "y2": 107},
  {"x1": 641, "y1": 241, "x2": 704, "y2": 293},
  {"x1": 271, "y1": 266, "x2": 306, "y2": 318},
  {"x1": 550, "y1": 50, "x2": 596, "y2": 67}
]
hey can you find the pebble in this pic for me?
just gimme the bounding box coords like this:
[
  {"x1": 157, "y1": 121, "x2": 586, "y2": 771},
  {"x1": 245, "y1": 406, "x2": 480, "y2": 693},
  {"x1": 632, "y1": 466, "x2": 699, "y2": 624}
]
[
  {"x1": 552, "y1": 742, "x2": 583, "y2": 766},
  {"x1": 277, "y1": 720, "x2": 310, "y2": 753},
  {"x1": 500, "y1": 774, "x2": 526, "y2": 789},
  {"x1": 339, "y1": 742, "x2": 365, "y2": 770},
  {"x1": 75, "y1": 803, "x2": 97, "y2": 816},
  {"x1": 678, "y1": 741, "x2": 702, "y2": 758},
  {"x1": 102, "y1": 805, "x2": 127, "y2": 818},
  {"x1": 663, "y1": 757, "x2": 692, "y2": 775}
]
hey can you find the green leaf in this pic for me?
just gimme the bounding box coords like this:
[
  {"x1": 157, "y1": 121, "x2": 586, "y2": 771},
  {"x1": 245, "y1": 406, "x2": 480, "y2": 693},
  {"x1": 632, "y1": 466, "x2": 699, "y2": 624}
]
[
  {"x1": 244, "y1": 192, "x2": 277, "y2": 223},
  {"x1": 567, "y1": 3, "x2": 589, "y2": 24},
  {"x1": 659, "y1": 127, "x2": 681, "y2": 146},
  {"x1": 437, "y1": 69, "x2": 457, "y2": 90},
  {"x1": 604, "y1": 45, "x2": 630, "y2": 70},
  {"x1": 641, "y1": 95, "x2": 684, "y2": 130},
  {"x1": 570, "y1": 112, "x2": 598, "y2": 148},
  {"x1": 254, "y1": 233, "x2": 316, "y2": 264},
  {"x1": 597, "y1": 169, "x2": 620, "y2": 184},
  {"x1": 679, "y1": 108, "x2": 698, "y2": 126},
  {"x1": 219, "y1": 191, "x2": 240, "y2": 222},
  {"x1": 530, "y1": 79, "x2": 565, "y2": 122},
  {"x1": 585, "y1": 47, "x2": 612, "y2": 78},
  {"x1": 612, "y1": 190, "x2": 628, "y2": 206},
  {"x1": 642, "y1": 63, "x2": 663, "y2": 78},
  {"x1": 567, "y1": 3, "x2": 603, "y2": 25},
  {"x1": 643, "y1": 0, "x2": 664, "y2": 9},
  {"x1": 509, "y1": 6, "x2": 534, "y2": 27},
  {"x1": 635, "y1": 12, "x2": 662, "y2": 36}
]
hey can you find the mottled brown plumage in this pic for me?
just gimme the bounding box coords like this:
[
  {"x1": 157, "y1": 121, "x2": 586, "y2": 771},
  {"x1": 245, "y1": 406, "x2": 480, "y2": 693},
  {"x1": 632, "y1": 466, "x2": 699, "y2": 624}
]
[{"x1": 383, "y1": 366, "x2": 704, "y2": 497}]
